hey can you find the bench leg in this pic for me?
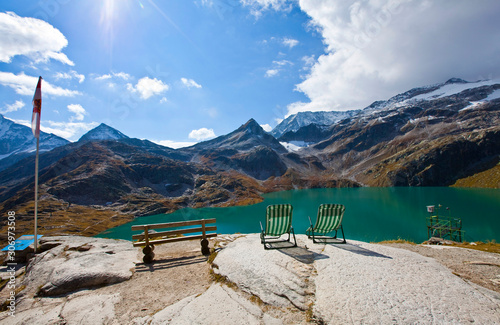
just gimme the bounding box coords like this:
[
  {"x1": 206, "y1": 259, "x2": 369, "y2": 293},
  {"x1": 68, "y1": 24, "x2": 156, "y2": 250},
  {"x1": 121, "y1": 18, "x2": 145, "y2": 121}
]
[
  {"x1": 201, "y1": 238, "x2": 210, "y2": 255},
  {"x1": 142, "y1": 245, "x2": 155, "y2": 264}
]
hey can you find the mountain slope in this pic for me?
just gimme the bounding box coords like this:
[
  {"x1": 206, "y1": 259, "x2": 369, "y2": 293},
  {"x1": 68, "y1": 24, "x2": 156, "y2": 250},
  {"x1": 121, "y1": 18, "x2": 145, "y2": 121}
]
[
  {"x1": 0, "y1": 138, "x2": 267, "y2": 242},
  {"x1": 306, "y1": 79, "x2": 500, "y2": 186},
  {"x1": 189, "y1": 118, "x2": 285, "y2": 153},
  {"x1": 182, "y1": 119, "x2": 290, "y2": 180}
]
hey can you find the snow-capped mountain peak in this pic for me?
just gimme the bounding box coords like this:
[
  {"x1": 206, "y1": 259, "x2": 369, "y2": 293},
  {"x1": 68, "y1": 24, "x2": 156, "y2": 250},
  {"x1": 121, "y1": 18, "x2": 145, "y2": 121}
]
[
  {"x1": 0, "y1": 114, "x2": 70, "y2": 170},
  {"x1": 271, "y1": 110, "x2": 360, "y2": 138},
  {"x1": 78, "y1": 123, "x2": 129, "y2": 142}
]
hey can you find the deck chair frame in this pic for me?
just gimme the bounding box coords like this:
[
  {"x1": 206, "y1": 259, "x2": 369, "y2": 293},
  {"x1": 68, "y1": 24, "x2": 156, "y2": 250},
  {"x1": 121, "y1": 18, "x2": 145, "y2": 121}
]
[
  {"x1": 260, "y1": 204, "x2": 297, "y2": 249},
  {"x1": 307, "y1": 204, "x2": 346, "y2": 244}
]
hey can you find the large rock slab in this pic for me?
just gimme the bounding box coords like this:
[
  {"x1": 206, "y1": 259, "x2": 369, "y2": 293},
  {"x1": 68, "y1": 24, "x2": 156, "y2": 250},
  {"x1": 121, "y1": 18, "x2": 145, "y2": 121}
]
[
  {"x1": 137, "y1": 283, "x2": 282, "y2": 325},
  {"x1": 213, "y1": 234, "x2": 320, "y2": 310},
  {"x1": 1, "y1": 293, "x2": 121, "y2": 325},
  {"x1": 313, "y1": 241, "x2": 500, "y2": 324},
  {"x1": 22, "y1": 236, "x2": 138, "y2": 297}
]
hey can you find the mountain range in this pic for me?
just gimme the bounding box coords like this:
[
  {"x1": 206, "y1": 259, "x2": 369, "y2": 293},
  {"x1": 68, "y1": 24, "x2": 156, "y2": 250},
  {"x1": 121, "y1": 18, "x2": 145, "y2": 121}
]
[{"x1": 0, "y1": 77, "x2": 498, "y2": 241}]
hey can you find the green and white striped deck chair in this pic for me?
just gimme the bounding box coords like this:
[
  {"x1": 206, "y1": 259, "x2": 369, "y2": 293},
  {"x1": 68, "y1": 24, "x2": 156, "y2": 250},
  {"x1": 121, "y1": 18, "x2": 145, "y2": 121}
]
[
  {"x1": 260, "y1": 204, "x2": 297, "y2": 249},
  {"x1": 306, "y1": 204, "x2": 346, "y2": 243}
]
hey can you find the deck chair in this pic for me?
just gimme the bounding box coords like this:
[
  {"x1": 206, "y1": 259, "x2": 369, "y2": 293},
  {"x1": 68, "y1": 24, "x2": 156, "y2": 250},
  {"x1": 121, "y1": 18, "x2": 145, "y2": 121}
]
[
  {"x1": 306, "y1": 204, "x2": 346, "y2": 243},
  {"x1": 260, "y1": 204, "x2": 297, "y2": 249}
]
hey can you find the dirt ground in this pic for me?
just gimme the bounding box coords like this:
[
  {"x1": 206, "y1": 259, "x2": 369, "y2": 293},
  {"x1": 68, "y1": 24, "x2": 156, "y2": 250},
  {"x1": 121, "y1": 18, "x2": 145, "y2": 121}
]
[{"x1": 96, "y1": 239, "x2": 215, "y2": 322}]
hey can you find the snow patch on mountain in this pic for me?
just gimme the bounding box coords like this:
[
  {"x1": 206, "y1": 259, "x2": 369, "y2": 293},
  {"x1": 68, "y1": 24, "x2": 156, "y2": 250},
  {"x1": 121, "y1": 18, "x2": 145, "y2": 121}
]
[
  {"x1": 280, "y1": 141, "x2": 309, "y2": 152},
  {"x1": 412, "y1": 79, "x2": 500, "y2": 101}
]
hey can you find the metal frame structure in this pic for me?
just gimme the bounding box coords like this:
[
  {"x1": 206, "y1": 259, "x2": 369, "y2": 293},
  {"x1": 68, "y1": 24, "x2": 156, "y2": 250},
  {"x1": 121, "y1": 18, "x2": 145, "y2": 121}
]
[{"x1": 426, "y1": 205, "x2": 464, "y2": 242}]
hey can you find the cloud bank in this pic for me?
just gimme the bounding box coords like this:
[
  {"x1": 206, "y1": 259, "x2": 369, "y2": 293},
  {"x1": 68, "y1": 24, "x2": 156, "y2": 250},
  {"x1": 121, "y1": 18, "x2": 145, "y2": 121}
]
[
  {"x1": 0, "y1": 72, "x2": 81, "y2": 96},
  {"x1": 288, "y1": 0, "x2": 500, "y2": 115},
  {"x1": 0, "y1": 12, "x2": 73, "y2": 65}
]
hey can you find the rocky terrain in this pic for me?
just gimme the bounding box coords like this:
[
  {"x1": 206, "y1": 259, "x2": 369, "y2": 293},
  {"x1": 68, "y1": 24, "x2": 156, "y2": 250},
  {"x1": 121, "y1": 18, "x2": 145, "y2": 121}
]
[
  {"x1": 0, "y1": 78, "x2": 498, "y2": 243},
  {"x1": 0, "y1": 235, "x2": 499, "y2": 324}
]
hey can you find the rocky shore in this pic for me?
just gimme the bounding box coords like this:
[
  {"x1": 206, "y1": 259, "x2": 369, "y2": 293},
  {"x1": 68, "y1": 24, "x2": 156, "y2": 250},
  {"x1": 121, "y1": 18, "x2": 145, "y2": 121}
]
[{"x1": 1, "y1": 235, "x2": 499, "y2": 324}]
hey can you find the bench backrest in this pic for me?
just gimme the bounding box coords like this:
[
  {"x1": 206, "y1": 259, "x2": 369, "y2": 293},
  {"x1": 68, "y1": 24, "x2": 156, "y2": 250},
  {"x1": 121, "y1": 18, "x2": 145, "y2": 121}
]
[{"x1": 132, "y1": 218, "x2": 216, "y2": 247}]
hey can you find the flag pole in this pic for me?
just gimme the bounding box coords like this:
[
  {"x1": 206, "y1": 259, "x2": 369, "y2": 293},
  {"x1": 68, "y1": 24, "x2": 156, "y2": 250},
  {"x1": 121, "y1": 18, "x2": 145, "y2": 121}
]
[
  {"x1": 34, "y1": 135, "x2": 39, "y2": 253},
  {"x1": 32, "y1": 76, "x2": 42, "y2": 254}
]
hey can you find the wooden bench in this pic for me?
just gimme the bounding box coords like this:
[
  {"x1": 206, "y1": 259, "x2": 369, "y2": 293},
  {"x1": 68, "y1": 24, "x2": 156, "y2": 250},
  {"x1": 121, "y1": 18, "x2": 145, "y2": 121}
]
[{"x1": 131, "y1": 218, "x2": 217, "y2": 264}]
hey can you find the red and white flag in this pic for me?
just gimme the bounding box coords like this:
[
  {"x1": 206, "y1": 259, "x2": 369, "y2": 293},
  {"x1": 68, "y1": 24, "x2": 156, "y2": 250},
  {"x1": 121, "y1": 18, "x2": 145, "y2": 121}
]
[{"x1": 31, "y1": 76, "x2": 42, "y2": 138}]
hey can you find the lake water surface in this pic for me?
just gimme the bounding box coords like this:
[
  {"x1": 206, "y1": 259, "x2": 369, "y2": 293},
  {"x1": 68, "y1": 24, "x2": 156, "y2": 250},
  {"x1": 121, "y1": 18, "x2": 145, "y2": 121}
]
[{"x1": 97, "y1": 187, "x2": 499, "y2": 243}]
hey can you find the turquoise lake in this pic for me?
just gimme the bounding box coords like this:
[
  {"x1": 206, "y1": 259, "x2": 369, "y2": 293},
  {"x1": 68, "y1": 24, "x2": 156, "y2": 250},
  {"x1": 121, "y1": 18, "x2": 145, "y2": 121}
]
[{"x1": 97, "y1": 187, "x2": 500, "y2": 243}]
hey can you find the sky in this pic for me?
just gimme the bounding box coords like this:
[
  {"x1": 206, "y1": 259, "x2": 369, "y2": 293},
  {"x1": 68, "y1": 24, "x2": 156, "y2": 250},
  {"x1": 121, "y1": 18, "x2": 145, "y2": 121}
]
[{"x1": 0, "y1": 0, "x2": 499, "y2": 147}]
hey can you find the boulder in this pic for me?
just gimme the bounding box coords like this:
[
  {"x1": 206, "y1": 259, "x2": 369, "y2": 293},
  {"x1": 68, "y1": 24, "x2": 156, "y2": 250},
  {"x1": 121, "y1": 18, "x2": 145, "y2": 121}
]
[{"x1": 21, "y1": 236, "x2": 138, "y2": 297}]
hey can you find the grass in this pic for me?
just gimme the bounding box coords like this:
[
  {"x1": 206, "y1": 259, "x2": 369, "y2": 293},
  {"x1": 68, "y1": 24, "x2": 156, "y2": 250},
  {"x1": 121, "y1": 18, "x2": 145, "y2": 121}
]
[
  {"x1": 447, "y1": 241, "x2": 500, "y2": 254},
  {"x1": 451, "y1": 164, "x2": 500, "y2": 188},
  {"x1": 376, "y1": 238, "x2": 416, "y2": 245}
]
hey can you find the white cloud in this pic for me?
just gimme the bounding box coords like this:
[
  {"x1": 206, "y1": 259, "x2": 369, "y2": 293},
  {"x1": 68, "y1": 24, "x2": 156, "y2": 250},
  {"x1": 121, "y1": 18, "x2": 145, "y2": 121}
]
[
  {"x1": 188, "y1": 127, "x2": 216, "y2": 141},
  {"x1": 240, "y1": 0, "x2": 294, "y2": 17},
  {"x1": 43, "y1": 120, "x2": 99, "y2": 141},
  {"x1": 54, "y1": 70, "x2": 85, "y2": 83},
  {"x1": 265, "y1": 69, "x2": 279, "y2": 78},
  {"x1": 127, "y1": 77, "x2": 169, "y2": 99},
  {"x1": 67, "y1": 104, "x2": 86, "y2": 121},
  {"x1": 113, "y1": 72, "x2": 131, "y2": 80},
  {"x1": 0, "y1": 100, "x2": 25, "y2": 114},
  {"x1": 265, "y1": 60, "x2": 292, "y2": 78},
  {"x1": 274, "y1": 60, "x2": 292, "y2": 66},
  {"x1": 151, "y1": 139, "x2": 197, "y2": 149},
  {"x1": 0, "y1": 12, "x2": 73, "y2": 65},
  {"x1": 160, "y1": 97, "x2": 168, "y2": 104},
  {"x1": 301, "y1": 55, "x2": 315, "y2": 68},
  {"x1": 0, "y1": 72, "x2": 81, "y2": 96},
  {"x1": 290, "y1": 0, "x2": 500, "y2": 115},
  {"x1": 95, "y1": 74, "x2": 112, "y2": 80},
  {"x1": 261, "y1": 124, "x2": 272, "y2": 132},
  {"x1": 282, "y1": 37, "x2": 299, "y2": 48},
  {"x1": 94, "y1": 72, "x2": 131, "y2": 81},
  {"x1": 11, "y1": 118, "x2": 98, "y2": 141},
  {"x1": 181, "y1": 78, "x2": 202, "y2": 89}
]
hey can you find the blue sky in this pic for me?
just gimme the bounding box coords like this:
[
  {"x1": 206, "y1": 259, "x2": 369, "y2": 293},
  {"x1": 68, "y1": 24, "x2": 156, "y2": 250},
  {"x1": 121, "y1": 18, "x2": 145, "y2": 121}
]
[{"x1": 1, "y1": 0, "x2": 499, "y2": 146}]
